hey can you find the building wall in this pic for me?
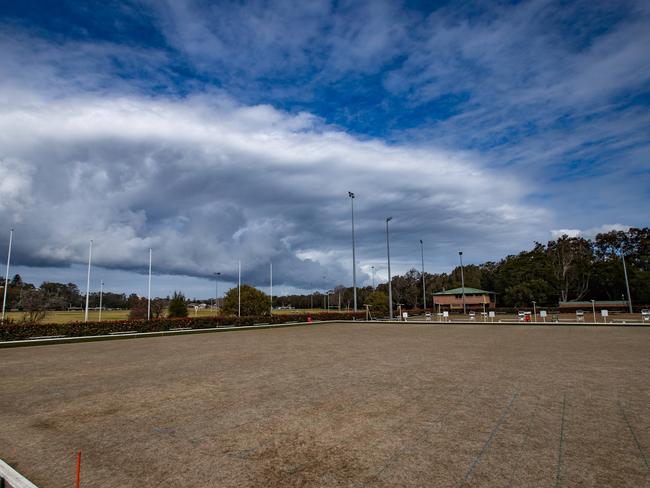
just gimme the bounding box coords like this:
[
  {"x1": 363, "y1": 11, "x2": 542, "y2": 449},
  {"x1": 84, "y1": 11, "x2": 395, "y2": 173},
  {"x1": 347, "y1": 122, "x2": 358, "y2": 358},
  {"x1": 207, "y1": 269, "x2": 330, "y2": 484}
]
[{"x1": 432, "y1": 294, "x2": 495, "y2": 309}]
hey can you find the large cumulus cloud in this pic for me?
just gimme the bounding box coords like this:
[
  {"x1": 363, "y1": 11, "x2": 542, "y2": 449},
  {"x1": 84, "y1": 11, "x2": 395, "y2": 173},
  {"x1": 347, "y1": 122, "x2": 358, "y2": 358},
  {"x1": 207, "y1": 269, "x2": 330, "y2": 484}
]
[{"x1": 0, "y1": 91, "x2": 548, "y2": 287}]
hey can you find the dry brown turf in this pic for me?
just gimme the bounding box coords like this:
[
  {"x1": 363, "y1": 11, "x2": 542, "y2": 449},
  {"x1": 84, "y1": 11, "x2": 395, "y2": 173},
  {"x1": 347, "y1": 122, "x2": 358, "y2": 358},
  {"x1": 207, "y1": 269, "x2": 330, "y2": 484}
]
[{"x1": 1, "y1": 322, "x2": 649, "y2": 487}]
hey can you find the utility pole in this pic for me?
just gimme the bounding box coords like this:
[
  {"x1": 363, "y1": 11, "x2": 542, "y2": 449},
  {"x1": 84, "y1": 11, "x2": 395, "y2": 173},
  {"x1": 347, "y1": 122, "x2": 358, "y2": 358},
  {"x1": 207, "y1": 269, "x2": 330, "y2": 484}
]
[
  {"x1": 84, "y1": 240, "x2": 93, "y2": 323},
  {"x1": 386, "y1": 217, "x2": 393, "y2": 320},
  {"x1": 348, "y1": 192, "x2": 357, "y2": 312},
  {"x1": 238, "y1": 260, "x2": 241, "y2": 317},
  {"x1": 270, "y1": 262, "x2": 273, "y2": 316},
  {"x1": 99, "y1": 280, "x2": 104, "y2": 322},
  {"x1": 459, "y1": 251, "x2": 466, "y2": 315},
  {"x1": 591, "y1": 299, "x2": 596, "y2": 323},
  {"x1": 532, "y1": 300, "x2": 536, "y2": 322},
  {"x1": 214, "y1": 272, "x2": 221, "y2": 312},
  {"x1": 147, "y1": 248, "x2": 152, "y2": 320},
  {"x1": 420, "y1": 239, "x2": 426, "y2": 310},
  {"x1": 621, "y1": 249, "x2": 633, "y2": 313},
  {"x1": 1, "y1": 229, "x2": 13, "y2": 324}
]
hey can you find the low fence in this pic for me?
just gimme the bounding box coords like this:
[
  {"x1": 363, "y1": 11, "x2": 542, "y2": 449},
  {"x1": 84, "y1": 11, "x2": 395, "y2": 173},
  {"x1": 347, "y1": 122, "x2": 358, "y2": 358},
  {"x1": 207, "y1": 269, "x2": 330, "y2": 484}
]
[{"x1": 0, "y1": 459, "x2": 39, "y2": 488}]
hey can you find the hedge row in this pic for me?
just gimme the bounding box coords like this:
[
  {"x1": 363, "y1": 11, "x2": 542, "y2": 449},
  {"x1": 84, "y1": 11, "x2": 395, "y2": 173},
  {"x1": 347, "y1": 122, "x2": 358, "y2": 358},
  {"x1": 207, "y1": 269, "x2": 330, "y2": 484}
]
[{"x1": 0, "y1": 312, "x2": 366, "y2": 342}]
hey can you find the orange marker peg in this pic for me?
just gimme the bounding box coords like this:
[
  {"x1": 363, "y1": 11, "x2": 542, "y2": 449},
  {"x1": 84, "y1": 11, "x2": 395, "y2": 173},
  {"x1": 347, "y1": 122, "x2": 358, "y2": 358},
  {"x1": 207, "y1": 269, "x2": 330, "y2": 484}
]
[{"x1": 75, "y1": 450, "x2": 81, "y2": 488}]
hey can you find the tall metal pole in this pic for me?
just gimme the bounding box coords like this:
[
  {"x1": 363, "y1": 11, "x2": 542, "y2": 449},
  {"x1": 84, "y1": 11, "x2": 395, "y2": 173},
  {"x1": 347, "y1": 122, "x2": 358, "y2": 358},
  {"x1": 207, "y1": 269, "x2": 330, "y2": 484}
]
[
  {"x1": 591, "y1": 299, "x2": 596, "y2": 323},
  {"x1": 99, "y1": 280, "x2": 104, "y2": 322},
  {"x1": 215, "y1": 272, "x2": 221, "y2": 311},
  {"x1": 147, "y1": 248, "x2": 152, "y2": 320},
  {"x1": 420, "y1": 239, "x2": 426, "y2": 310},
  {"x1": 371, "y1": 266, "x2": 375, "y2": 289},
  {"x1": 348, "y1": 192, "x2": 357, "y2": 312},
  {"x1": 238, "y1": 260, "x2": 241, "y2": 317},
  {"x1": 1, "y1": 228, "x2": 13, "y2": 324},
  {"x1": 84, "y1": 240, "x2": 93, "y2": 323},
  {"x1": 621, "y1": 249, "x2": 633, "y2": 313},
  {"x1": 386, "y1": 217, "x2": 393, "y2": 320},
  {"x1": 532, "y1": 300, "x2": 536, "y2": 322},
  {"x1": 270, "y1": 262, "x2": 273, "y2": 315},
  {"x1": 459, "y1": 251, "x2": 466, "y2": 315}
]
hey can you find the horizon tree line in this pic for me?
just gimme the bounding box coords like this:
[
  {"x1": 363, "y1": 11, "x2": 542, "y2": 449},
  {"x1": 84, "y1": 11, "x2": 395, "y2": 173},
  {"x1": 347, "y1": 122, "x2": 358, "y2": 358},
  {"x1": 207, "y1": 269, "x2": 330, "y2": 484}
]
[{"x1": 3, "y1": 227, "x2": 648, "y2": 313}]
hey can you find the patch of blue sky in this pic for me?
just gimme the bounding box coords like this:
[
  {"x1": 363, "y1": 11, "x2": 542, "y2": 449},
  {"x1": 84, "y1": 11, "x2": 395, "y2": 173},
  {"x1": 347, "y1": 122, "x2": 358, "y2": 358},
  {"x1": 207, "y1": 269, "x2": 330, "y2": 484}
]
[{"x1": 0, "y1": 0, "x2": 165, "y2": 47}]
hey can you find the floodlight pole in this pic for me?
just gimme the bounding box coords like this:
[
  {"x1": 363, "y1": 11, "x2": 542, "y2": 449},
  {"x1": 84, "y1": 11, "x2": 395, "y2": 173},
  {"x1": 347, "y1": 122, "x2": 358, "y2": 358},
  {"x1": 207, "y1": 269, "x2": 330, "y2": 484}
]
[
  {"x1": 591, "y1": 299, "x2": 596, "y2": 323},
  {"x1": 420, "y1": 239, "x2": 426, "y2": 310},
  {"x1": 621, "y1": 249, "x2": 633, "y2": 313},
  {"x1": 238, "y1": 260, "x2": 241, "y2": 317},
  {"x1": 386, "y1": 217, "x2": 393, "y2": 320},
  {"x1": 348, "y1": 192, "x2": 357, "y2": 312},
  {"x1": 99, "y1": 280, "x2": 104, "y2": 322},
  {"x1": 147, "y1": 248, "x2": 152, "y2": 320},
  {"x1": 270, "y1": 262, "x2": 273, "y2": 315},
  {"x1": 459, "y1": 251, "x2": 466, "y2": 315},
  {"x1": 84, "y1": 240, "x2": 93, "y2": 323},
  {"x1": 532, "y1": 300, "x2": 536, "y2": 322},
  {"x1": 1, "y1": 228, "x2": 14, "y2": 324},
  {"x1": 214, "y1": 272, "x2": 221, "y2": 312},
  {"x1": 371, "y1": 266, "x2": 375, "y2": 289}
]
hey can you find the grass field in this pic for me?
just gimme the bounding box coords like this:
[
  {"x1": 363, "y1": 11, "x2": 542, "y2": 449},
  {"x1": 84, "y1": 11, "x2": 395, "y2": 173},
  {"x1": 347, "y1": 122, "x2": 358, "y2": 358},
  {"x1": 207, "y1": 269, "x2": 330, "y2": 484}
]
[{"x1": 1, "y1": 322, "x2": 649, "y2": 487}]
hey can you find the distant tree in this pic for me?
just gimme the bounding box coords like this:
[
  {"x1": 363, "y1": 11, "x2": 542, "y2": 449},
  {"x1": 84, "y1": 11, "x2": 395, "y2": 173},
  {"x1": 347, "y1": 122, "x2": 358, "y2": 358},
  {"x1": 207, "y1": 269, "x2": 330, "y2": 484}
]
[
  {"x1": 39, "y1": 282, "x2": 82, "y2": 308},
  {"x1": 547, "y1": 236, "x2": 592, "y2": 302},
  {"x1": 365, "y1": 291, "x2": 389, "y2": 315},
  {"x1": 390, "y1": 269, "x2": 420, "y2": 308},
  {"x1": 130, "y1": 297, "x2": 166, "y2": 319},
  {"x1": 127, "y1": 293, "x2": 141, "y2": 309},
  {"x1": 167, "y1": 291, "x2": 188, "y2": 318},
  {"x1": 10, "y1": 274, "x2": 23, "y2": 287},
  {"x1": 151, "y1": 299, "x2": 166, "y2": 318},
  {"x1": 129, "y1": 298, "x2": 148, "y2": 319},
  {"x1": 222, "y1": 285, "x2": 270, "y2": 316},
  {"x1": 17, "y1": 289, "x2": 48, "y2": 324}
]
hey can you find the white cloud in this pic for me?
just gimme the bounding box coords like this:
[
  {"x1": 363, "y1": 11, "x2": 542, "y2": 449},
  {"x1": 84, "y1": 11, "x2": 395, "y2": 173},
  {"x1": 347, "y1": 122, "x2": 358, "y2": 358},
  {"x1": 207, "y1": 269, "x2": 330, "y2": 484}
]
[
  {"x1": 550, "y1": 224, "x2": 631, "y2": 240},
  {"x1": 0, "y1": 90, "x2": 548, "y2": 287}
]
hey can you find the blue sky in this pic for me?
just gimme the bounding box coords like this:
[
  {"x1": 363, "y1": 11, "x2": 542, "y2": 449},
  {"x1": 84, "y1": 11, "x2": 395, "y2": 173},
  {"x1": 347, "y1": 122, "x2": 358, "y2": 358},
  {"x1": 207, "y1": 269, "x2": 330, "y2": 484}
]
[{"x1": 0, "y1": 0, "x2": 649, "y2": 298}]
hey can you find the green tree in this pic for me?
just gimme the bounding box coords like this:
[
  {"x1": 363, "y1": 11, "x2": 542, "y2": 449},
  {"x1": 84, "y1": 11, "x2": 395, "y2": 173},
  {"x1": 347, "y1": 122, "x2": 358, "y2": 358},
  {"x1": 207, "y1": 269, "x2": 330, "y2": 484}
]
[
  {"x1": 365, "y1": 291, "x2": 389, "y2": 315},
  {"x1": 222, "y1": 285, "x2": 270, "y2": 316},
  {"x1": 167, "y1": 291, "x2": 188, "y2": 318}
]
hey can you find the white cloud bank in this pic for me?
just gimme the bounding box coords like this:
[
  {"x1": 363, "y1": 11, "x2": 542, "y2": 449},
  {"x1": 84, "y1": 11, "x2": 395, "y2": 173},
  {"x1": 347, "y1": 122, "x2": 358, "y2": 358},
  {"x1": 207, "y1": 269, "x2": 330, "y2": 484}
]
[{"x1": 0, "y1": 91, "x2": 549, "y2": 287}]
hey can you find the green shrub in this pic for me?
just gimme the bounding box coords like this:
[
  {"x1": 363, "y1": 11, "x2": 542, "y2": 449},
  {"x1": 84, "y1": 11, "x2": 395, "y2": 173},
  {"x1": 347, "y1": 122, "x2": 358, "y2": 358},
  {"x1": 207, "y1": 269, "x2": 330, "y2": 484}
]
[
  {"x1": 0, "y1": 312, "x2": 366, "y2": 341},
  {"x1": 168, "y1": 291, "x2": 188, "y2": 318},
  {"x1": 222, "y1": 284, "x2": 270, "y2": 316},
  {"x1": 366, "y1": 291, "x2": 389, "y2": 315}
]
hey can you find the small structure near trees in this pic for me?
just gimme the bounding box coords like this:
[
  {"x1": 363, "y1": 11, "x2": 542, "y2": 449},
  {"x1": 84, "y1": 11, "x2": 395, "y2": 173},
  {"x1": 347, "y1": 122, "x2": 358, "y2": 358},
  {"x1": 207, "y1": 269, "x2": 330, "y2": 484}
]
[{"x1": 432, "y1": 287, "x2": 496, "y2": 311}]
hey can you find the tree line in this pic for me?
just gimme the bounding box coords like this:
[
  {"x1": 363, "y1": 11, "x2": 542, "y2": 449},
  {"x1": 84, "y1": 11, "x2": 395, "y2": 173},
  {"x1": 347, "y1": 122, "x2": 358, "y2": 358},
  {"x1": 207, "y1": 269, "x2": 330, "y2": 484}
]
[
  {"x1": 3, "y1": 228, "x2": 648, "y2": 316},
  {"x1": 275, "y1": 228, "x2": 649, "y2": 310}
]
